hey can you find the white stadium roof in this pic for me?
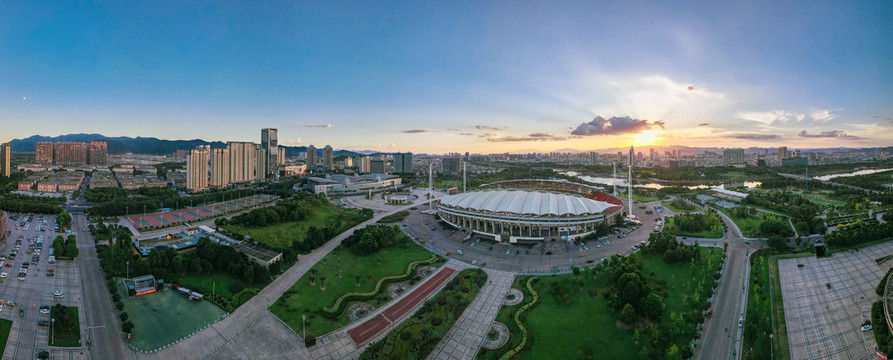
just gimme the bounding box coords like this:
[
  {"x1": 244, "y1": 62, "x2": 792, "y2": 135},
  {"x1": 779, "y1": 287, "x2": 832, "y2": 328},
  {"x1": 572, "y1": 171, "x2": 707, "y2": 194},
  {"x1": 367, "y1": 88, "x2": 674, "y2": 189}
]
[{"x1": 439, "y1": 190, "x2": 614, "y2": 217}]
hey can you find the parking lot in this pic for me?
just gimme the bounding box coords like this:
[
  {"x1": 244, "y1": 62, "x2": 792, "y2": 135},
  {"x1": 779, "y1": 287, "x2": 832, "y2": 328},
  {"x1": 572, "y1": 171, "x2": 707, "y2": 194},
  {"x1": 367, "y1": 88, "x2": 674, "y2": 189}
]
[
  {"x1": 778, "y1": 242, "x2": 893, "y2": 360},
  {"x1": 0, "y1": 213, "x2": 87, "y2": 360},
  {"x1": 400, "y1": 202, "x2": 664, "y2": 273}
]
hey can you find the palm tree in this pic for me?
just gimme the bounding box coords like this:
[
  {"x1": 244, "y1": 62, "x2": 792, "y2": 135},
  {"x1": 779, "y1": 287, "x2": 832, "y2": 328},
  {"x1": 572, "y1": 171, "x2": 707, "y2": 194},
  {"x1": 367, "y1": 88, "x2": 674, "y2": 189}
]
[
  {"x1": 355, "y1": 274, "x2": 361, "y2": 286},
  {"x1": 320, "y1": 275, "x2": 326, "y2": 290}
]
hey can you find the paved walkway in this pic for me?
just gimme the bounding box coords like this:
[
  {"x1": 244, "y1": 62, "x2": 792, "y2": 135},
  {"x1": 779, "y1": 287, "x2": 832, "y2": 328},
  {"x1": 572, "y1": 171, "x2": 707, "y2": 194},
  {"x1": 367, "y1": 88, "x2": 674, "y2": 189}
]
[
  {"x1": 427, "y1": 268, "x2": 516, "y2": 360},
  {"x1": 130, "y1": 202, "x2": 429, "y2": 360}
]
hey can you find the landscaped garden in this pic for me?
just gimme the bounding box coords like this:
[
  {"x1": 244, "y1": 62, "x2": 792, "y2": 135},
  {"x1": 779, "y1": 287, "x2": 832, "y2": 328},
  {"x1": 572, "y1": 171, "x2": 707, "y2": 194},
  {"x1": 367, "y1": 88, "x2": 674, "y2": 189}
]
[
  {"x1": 271, "y1": 225, "x2": 446, "y2": 337},
  {"x1": 662, "y1": 198, "x2": 699, "y2": 213},
  {"x1": 715, "y1": 206, "x2": 794, "y2": 238},
  {"x1": 741, "y1": 249, "x2": 797, "y2": 360},
  {"x1": 378, "y1": 211, "x2": 410, "y2": 224},
  {"x1": 663, "y1": 210, "x2": 724, "y2": 239},
  {"x1": 481, "y1": 232, "x2": 724, "y2": 359},
  {"x1": 361, "y1": 268, "x2": 487, "y2": 359},
  {"x1": 0, "y1": 319, "x2": 11, "y2": 356},
  {"x1": 48, "y1": 304, "x2": 81, "y2": 347}
]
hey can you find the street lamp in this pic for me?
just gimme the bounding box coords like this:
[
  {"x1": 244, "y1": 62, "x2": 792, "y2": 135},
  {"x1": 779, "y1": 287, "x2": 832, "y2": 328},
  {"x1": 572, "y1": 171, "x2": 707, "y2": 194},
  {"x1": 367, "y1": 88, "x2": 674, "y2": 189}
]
[
  {"x1": 302, "y1": 314, "x2": 306, "y2": 340},
  {"x1": 51, "y1": 318, "x2": 56, "y2": 345},
  {"x1": 769, "y1": 334, "x2": 774, "y2": 359}
]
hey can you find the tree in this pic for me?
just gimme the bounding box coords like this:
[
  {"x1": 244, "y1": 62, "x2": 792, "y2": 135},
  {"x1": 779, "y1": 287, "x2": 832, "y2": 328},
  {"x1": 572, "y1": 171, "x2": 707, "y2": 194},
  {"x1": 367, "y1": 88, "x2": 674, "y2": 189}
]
[
  {"x1": 666, "y1": 344, "x2": 683, "y2": 360},
  {"x1": 619, "y1": 303, "x2": 636, "y2": 324},
  {"x1": 572, "y1": 266, "x2": 581, "y2": 277},
  {"x1": 320, "y1": 275, "x2": 326, "y2": 289},
  {"x1": 643, "y1": 293, "x2": 665, "y2": 320},
  {"x1": 768, "y1": 235, "x2": 788, "y2": 251},
  {"x1": 122, "y1": 321, "x2": 134, "y2": 333}
]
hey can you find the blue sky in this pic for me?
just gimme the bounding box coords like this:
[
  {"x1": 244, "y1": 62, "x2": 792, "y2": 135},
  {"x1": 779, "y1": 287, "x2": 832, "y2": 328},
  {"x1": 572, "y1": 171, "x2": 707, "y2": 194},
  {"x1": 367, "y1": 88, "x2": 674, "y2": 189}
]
[{"x1": 1, "y1": 1, "x2": 891, "y2": 153}]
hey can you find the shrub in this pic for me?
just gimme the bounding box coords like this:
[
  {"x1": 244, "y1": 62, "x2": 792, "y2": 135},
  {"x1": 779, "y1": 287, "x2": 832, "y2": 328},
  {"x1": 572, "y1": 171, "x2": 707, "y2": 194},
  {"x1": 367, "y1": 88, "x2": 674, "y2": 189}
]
[
  {"x1": 431, "y1": 317, "x2": 443, "y2": 326},
  {"x1": 305, "y1": 334, "x2": 317, "y2": 347},
  {"x1": 400, "y1": 330, "x2": 412, "y2": 340},
  {"x1": 228, "y1": 282, "x2": 245, "y2": 294}
]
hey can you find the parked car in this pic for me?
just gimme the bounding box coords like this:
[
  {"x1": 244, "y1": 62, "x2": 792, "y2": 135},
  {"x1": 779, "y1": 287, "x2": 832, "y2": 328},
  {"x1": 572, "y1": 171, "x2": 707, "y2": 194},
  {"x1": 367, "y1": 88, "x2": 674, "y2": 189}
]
[{"x1": 39, "y1": 306, "x2": 49, "y2": 314}]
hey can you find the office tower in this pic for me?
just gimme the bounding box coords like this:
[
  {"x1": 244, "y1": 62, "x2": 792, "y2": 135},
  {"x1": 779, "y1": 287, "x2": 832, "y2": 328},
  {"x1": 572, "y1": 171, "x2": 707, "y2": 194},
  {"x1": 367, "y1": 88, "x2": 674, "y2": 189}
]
[
  {"x1": 87, "y1": 141, "x2": 108, "y2": 165},
  {"x1": 35, "y1": 142, "x2": 54, "y2": 164},
  {"x1": 723, "y1": 148, "x2": 745, "y2": 165},
  {"x1": 394, "y1": 152, "x2": 413, "y2": 174},
  {"x1": 357, "y1": 156, "x2": 371, "y2": 173},
  {"x1": 261, "y1": 128, "x2": 278, "y2": 175},
  {"x1": 649, "y1": 148, "x2": 655, "y2": 162},
  {"x1": 254, "y1": 145, "x2": 267, "y2": 181},
  {"x1": 323, "y1": 145, "x2": 334, "y2": 170},
  {"x1": 54, "y1": 142, "x2": 88, "y2": 166},
  {"x1": 186, "y1": 145, "x2": 210, "y2": 191},
  {"x1": 370, "y1": 159, "x2": 386, "y2": 174},
  {"x1": 306, "y1": 145, "x2": 317, "y2": 171},
  {"x1": 778, "y1": 146, "x2": 787, "y2": 162},
  {"x1": 278, "y1": 147, "x2": 286, "y2": 165},
  {"x1": 1, "y1": 143, "x2": 10, "y2": 177},
  {"x1": 628, "y1": 146, "x2": 635, "y2": 167},
  {"x1": 227, "y1": 142, "x2": 257, "y2": 183},
  {"x1": 345, "y1": 157, "x2": 353, "y2": 167},
  {"x1": 589, "y1": 152, "x2": 598, "y2": 165},
  {"x1": 210, "y1": 148, "x2": 230, "y2": 187},
  {"x1": 442, "y1": 157, "x2": 462, "y2": 174}
]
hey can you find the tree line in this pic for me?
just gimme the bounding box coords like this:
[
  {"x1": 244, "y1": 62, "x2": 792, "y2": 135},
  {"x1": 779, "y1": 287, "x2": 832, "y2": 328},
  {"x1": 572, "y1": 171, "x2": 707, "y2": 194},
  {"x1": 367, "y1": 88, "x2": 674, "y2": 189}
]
[
  {"x1": 87, "y1": 186, "x2": 261, "y2": 216},
  {"x1": 341, "y1": 225, "x2": 406, "y2": 256},
  {"x1": 824, "y1": 220, "x2": 893, "y2": 249}
]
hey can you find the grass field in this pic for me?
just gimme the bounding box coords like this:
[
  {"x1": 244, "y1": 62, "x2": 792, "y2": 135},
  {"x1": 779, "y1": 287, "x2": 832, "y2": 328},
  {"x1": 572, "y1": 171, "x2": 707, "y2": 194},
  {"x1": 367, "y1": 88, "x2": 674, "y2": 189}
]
[
  {"x1": 632, "y1": 191, "x2": 663, "y2": 203},
  {"x1": 223, "y1": 204, "x2": 357, "y2": 249},
  {"x1": 177, "y1": 272, "x2": 255, "y2": 305},
  {"x1": 0, "y1": 319, "x2": 11, "y2": 356},
  {"x1": 662, "y1": 199, "x2": 699, "y2": 213},
  {"x1": 664, "y1": 215, "x2": 724, "y2": 239},
  {"x1": 496, "y1": 248, "x2": 723, "y2": 359},
  {"x1": 715, "y1": 207, "x2": 786, "y2": 238},
  {"x1": 378, "y1": 211, "x2": 410, "y2": 224},
  {"x1": 48, "y1": 305, "x2": 81, "y2": 347},
  {"x1": 271, "y1": 239, "x2": 443, "y2": 337},
  {"x1": 798, "y1": 192, "x2": 846, "y2": 208}
]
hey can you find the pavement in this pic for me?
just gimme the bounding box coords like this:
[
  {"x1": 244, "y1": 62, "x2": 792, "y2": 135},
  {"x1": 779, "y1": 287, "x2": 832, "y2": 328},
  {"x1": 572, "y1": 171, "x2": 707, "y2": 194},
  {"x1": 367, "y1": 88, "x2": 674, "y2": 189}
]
[
  {"x1": 779, "y1": 243, "x2": 892, "y2": 360},
  {"x1": 427, "y1": 268, "x2": 515, "y2": 360},
  {"x1": 0, "y1": 212, "x2": 90, "y2": 360}
]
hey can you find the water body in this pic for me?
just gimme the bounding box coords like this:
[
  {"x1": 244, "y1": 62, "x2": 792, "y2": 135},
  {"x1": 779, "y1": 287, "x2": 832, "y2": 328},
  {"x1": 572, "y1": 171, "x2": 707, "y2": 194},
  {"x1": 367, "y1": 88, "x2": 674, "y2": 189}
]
[
  {"x1": 814, "y1": 168, "x2": 893, "y2": 181},
  {"x1": 560, "y1": 171, "x2": 761, "y2": 190}
]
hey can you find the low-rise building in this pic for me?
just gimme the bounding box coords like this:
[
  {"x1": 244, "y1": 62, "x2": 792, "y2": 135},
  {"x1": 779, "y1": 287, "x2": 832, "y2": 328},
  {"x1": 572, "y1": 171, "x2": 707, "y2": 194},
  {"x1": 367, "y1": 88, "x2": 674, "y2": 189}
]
[{"x1": 307, "y1": 173, "x2": 402, "y2": 194}]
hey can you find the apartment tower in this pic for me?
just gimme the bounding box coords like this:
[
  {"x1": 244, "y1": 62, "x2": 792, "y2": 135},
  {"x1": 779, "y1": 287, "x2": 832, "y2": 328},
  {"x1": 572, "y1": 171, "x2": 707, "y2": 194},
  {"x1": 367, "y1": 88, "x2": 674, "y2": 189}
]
[
  {"x1": 186, "y1": 145, "x2": 210, "y2": 191},
  {"x1": 261, "y1": 128, "x2": 278, "y2": 176}
]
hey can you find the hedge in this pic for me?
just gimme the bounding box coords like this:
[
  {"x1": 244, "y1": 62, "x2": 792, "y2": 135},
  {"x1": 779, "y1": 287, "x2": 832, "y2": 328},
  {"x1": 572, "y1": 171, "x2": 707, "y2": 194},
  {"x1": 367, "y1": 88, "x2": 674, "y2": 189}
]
[{"x1": 499, "y1": 277, "x2": 542, "y2": 360}]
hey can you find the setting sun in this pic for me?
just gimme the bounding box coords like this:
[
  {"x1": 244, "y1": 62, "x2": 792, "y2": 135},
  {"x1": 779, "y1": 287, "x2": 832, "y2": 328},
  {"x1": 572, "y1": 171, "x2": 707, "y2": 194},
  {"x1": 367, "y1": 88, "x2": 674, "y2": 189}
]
[{"x1": 633, "y1": 130, "x2": 659, "y2": 145}]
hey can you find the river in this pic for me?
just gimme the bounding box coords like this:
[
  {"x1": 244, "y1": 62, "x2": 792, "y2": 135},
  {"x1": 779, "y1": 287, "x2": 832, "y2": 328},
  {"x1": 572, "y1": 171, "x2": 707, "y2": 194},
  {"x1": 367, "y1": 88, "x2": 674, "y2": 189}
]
[
  {"x1": 560, "y1": 171, "x2": 762, "y2": 190},
  {"x1": 814, "y1": 168, "x2": 893, "y2": 181}
]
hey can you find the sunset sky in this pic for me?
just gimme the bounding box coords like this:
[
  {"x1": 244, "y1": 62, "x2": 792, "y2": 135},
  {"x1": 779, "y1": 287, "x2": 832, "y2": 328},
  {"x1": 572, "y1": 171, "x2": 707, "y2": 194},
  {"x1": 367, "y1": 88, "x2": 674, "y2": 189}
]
[{"x1": 1, "y1": 1, "x2": 891, "y2": 153}]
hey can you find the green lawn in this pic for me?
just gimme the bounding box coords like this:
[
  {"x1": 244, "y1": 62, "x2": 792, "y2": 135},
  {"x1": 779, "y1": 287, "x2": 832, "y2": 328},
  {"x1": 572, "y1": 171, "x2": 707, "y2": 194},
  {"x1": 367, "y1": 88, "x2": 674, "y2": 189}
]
[
  {"x1": 715, "y1": 207, "x2": 786, "y2": 238},
  {"x1": 177, "y1": 272, "x2": 257, "y2": 309},
  {"x1": 742, "y1": 251, "x2": 791, "y2": 360},
  {"x1": 0, "y1": 319, "x2": 11, "y2": 357},
  {"x1": 223, "y1": 204, "x2": 356, "y2": 249},
  {"x1": 509, "y1": 247, "x2": 723, "y2": 359},
  {"x1": 477, "y1": 277, "x2": 531, "y2": 360},
  {"x1": 662, "y1": 199, "x2": 699, "y2": 213},
  {"x1": 49, "y1": 305, "x2": 81, "y2": 347},
  {"x1": 632, "y1": 192, "x2": 662, "y2": 203},
  {"x1": 271, "y1": 239, "x2": 444, "y2": 337},
  {"x1": 378, "y1": 211, "x2": 410, "y2": 224},
  {"x1": 664, "y1": 215, "x2": 724, "y2": 239}
]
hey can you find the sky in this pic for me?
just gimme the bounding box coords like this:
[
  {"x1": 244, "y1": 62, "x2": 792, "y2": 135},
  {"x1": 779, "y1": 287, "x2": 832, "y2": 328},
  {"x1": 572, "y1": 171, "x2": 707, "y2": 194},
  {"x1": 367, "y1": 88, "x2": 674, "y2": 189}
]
[{"x1": 1, "y1": 1, "x2": 892, "y2": 154}]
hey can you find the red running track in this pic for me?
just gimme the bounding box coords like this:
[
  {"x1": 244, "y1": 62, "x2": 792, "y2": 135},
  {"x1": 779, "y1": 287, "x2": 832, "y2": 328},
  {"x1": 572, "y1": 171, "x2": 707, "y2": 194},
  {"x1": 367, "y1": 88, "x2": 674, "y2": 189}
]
[{"x1": 348, "y1": 267, "x2": 457, "y2": 345}]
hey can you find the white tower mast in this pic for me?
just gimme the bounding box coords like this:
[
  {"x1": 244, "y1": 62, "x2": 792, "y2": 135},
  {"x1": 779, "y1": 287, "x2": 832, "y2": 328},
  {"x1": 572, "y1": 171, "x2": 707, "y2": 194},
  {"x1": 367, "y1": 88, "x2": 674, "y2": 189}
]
[
  {"x1": 612, "y1": 162, "x2": 617, "y2": 197},
  {"x1": 628, "y1": 163, "x2": 633, "y2": 217},
  {"x1": 428, "y1": 163, "x2": 434, "y2": 210},
  {"x1": 463, "y1": 162, "x2": 467, "y2": 193}
]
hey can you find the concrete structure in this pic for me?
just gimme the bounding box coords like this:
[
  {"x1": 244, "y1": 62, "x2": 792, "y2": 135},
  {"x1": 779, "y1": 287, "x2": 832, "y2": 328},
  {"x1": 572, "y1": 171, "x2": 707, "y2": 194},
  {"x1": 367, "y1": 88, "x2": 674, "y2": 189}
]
[
  {"x1": 370, "y1": 158, "x2": 385, "y2": 174},
  {"x1": 723, "y1": 148, "x2": 745, "y2": 166},
  {"x1": 628, "y1": 145, "x2": 635, "y2": 166},
  {"x1": 323, "y1": 145, "x2": 334, "y2": 170},
  {"x1": 254, "y1": 144, "x2": 267, "y2": 181},
  {"x1": 442, "y1": 156, "x2": 461, "y2": 174},
  {"x1": 589, "y1": 151, "x2": 598, "y2": 165},
  {"x1": 210, "y1": 148, "x2": 230, "y2": 187},
  {"x1": 394, "y1": 152, "x2": 413, "y2": 174},
  {"x1": 356, "y1": 155, "x2": 371, "y2": 173},
  {"x1": 261, "y1": 128, "x2": 278, "y2": 176},
  {"x1": 778, "y1": 146, "x2": 788, "y2": 163},
  {"x1": 306, "y1": 145, "x2": 317, "y2": 172},
  {"x1": 187, "y1": 145, "x2": 210, "y2": 191},
  {"x1": 307, "y1": 173, "x2": 402, "y2": 194},
  {"x1": 437, "y1": 189, "x2": 614, "y2": 242},
  {"x1": 88, "y1": 141, "x2": 109, "y2": 164},
  {"x1": 1, "y1": 142, "x2": 10, "y2": 177},
  {"x1": 278, "y1": 147, "x2": 286, "y2": 165},
  {"x1": 227, "y1": 141, "x2": 258, "y2": 183}
]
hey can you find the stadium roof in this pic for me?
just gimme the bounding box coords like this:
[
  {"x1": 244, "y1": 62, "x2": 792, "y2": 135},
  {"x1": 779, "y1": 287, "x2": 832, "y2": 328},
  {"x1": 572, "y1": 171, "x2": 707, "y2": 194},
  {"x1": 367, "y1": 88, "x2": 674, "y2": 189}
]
[{"x1": 440, "y1": 190, "x2": 613, "y2": 217}]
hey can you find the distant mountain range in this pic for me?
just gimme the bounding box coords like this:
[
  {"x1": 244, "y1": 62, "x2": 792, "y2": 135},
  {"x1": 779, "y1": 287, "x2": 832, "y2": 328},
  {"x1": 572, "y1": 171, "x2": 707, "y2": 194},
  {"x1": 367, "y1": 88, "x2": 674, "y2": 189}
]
[{"x1": 8, "y1": 133, "x2": 363, "y2": 157}]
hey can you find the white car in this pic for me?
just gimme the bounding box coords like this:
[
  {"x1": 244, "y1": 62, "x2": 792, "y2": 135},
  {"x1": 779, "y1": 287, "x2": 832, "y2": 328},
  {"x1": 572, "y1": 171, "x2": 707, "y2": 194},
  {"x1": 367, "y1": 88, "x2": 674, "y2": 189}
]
[
  {"x1": 0, "y1": 272, "x2": 6, "y2": 278},
  {"x1": 53, "y1": 290, "x2": 63, "y2": 299},
  {"x1": 39, "y1": 307, "x2": 49, "y2": 314},
  {"x1": 738, "y1": 317, "x2": 744, "y2": 328},
  {"x1": 862, "y1": 324, "x2": 873, "y2": 332}
]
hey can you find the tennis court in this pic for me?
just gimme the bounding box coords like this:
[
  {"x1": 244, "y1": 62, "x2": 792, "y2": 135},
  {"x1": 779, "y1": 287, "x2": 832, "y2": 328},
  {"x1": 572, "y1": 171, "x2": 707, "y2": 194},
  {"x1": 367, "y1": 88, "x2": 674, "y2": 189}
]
[
  {"x1": 127, "y1": 194, "x2": 277, "y2": 230},
  {"x1": 118, "y1": 280, "x2": 227, "y2": 351}
]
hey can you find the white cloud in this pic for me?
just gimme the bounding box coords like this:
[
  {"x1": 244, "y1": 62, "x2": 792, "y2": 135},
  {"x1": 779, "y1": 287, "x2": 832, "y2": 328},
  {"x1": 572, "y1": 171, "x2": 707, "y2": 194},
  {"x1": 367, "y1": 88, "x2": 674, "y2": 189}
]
[{"x1": 282, "y1": 138, "x2": 302, "y2": 146}]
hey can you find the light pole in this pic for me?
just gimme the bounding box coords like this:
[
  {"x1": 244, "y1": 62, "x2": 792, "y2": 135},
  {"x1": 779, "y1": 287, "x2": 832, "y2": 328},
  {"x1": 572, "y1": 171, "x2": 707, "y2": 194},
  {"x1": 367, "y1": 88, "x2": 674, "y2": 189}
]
[
  {"x1": 126, "y1": 261, "x2": 129, "y2": 280},
  {"x1": 769, "y1": 334, "x2": 774, "y2": 359},
  {"x1": 302, "y1": 314, "x2": 306, "y2": 340},
  {"x1": 51, "y1": 318, "x2": 56, "y2": 345}
]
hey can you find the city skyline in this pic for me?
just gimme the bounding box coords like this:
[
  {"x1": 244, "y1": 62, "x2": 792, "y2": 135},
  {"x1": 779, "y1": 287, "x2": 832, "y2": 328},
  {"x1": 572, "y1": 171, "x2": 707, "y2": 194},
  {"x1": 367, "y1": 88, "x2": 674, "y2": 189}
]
[{"x1": 1, "y1": 2, "x2": 891, "y2": 153}]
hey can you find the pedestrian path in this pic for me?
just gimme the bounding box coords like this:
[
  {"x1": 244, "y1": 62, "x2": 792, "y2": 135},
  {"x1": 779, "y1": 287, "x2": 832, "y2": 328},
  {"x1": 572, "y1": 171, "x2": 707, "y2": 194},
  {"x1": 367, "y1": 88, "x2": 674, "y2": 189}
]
[{"x1": 427, "y1": 268, "x2": 516, "y2": 360}]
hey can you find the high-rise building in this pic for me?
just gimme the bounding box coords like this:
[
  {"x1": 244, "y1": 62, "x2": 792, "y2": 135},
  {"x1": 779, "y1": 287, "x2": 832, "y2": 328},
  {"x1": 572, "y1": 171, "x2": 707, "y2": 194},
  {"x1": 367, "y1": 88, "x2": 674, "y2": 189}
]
[
  {"x1": 254, "y1": 145, "x2": 267, "y2": 181},
  {"x1": 227, "y1": 142, "x2": 257, "y2": 183},
  {"x1": 589, "y1": 152, "x2": 598, "y2": 165},
  {"x1": 356, "y1": 156, "x2": 371, "y2": 173},
  {"x1": 370, "y1": 159, "x2": 386, "y2": 174},
  {"x1": 649, "y1": 148, "x2": 655, "y2": 162},
  {"x1": 210, "y1": 148, "x2": 230, "y2": 187},
  {"x1": 723, "y1": 148, "x2": 745, "y2": 166},
  {"x1": 36, "y1": 142, "x2": 54, "y2": 164},
  {"x1": 778, "y1": 146, "x2": 787, "y2": 163},
  {"x1": 187, "y1": 145, "x2": 210, "y2": 191},
  {"x1": 54, "y1": 142, "x2": 88, "y2": 166},
  {"x1": 323, "y1": 145, "x2": 334, "y2": 170},
  {"x1": 261, "y1": 128, "x2": 278, "y2": 176},
  {"x1": 87, "y1": 141, "x2": 108, "y2": 165},
  {"x1": 628, "y1": 146, "x2": 635, "y2": 167},
  {"x1": 306, "y1": 145, "x2": 317, "y2": 171},
  {"x1": 442, "y1": 157, "x2": 462, "y2": 174},
  {"x1": 278, "y1": 147, "x2": 286, "y2": 165},
  {"x1": 394, "y1": 152, "x2": 413, "y2": 174},
  {"x1": 1, "y1": 143, "x2": 10, "y2": 177}
]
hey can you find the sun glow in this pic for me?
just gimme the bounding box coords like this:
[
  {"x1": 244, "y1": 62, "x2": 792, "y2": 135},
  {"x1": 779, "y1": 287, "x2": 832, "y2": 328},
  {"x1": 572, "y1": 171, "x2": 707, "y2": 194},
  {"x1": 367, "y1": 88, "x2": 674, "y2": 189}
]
[{"x1": 633, "y1": 130, "x2": 659, "y2": 145}]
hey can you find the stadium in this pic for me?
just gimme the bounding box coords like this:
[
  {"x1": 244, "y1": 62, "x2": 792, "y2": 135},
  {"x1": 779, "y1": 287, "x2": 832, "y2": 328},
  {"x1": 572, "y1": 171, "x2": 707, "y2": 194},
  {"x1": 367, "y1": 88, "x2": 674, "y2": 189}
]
[{"x1": 436, "y1": 179, "x2": 623, "y2": 242}]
